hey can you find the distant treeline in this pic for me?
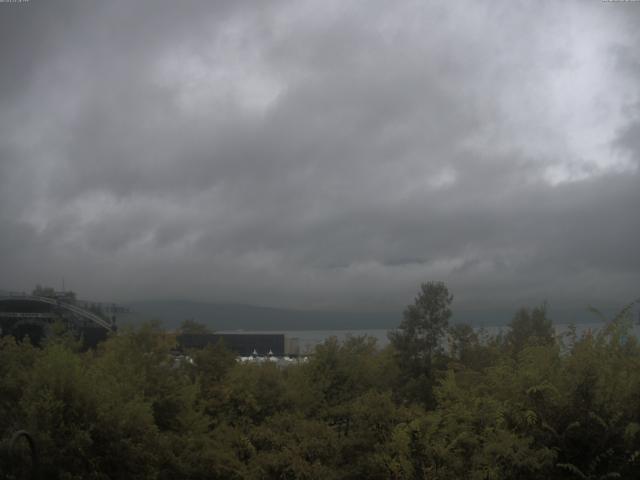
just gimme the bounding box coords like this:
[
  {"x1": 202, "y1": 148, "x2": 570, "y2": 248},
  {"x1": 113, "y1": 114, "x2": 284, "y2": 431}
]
[{"x1": 1, "y1": 282, "x2": 639, "y2": 479}]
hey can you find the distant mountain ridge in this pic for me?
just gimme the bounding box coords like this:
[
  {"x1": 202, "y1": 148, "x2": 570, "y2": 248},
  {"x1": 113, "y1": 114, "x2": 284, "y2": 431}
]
[
  {"x1": 2, "y1": 288, "x2": 622, "y2": 331},
  {"x1": 118, "y1": 300, "x2": 608, "y2": 331},
  {"x1": 121, "y1": 300, "x2": 401, "y2": 331}
]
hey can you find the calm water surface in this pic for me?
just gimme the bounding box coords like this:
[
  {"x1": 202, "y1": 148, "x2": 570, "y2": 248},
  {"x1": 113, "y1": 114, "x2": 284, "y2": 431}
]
[{"x1": 221, "y1": 323, "x2": 640, "y2": 355}]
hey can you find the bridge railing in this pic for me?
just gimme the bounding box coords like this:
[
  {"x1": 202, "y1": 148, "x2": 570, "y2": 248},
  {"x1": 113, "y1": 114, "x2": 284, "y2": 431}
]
[{"x1": 0, "y1": 295, "x2": 115, "y2": 332}]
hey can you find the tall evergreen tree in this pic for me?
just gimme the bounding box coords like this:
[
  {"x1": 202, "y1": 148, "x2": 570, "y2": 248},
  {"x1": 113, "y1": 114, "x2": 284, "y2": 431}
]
[{"x1": 389, "y1": 281, "x2": 453, "y2": 405}]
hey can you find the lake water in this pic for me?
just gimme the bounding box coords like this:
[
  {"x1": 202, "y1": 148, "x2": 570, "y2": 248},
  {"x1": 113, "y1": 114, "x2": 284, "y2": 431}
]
[{"x1": 220, "y1": 322, "x2": 640, "y2": 355}]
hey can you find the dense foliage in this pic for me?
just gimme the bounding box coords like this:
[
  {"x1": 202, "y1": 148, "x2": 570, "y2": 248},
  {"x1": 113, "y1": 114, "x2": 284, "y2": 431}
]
[{"x1": 1, "y1": 287, "x2": 639, "y2": 479}]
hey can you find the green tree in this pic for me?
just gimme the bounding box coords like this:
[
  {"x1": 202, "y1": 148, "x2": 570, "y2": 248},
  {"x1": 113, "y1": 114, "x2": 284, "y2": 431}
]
[
  {"x1": 301, "y1": 336, "x2": 388, "y2": 410},
  {"x1": 248, "y1": 413, "x2": 342, "y2": 480},
  {"x1": 179, "y1": 319, "x2": 212, "y2": 335},
  {"x1": 389, "y1": 281, "x2": 453, "y2": 405},
  {"x1": 447, "y1": 323, "x2": 477, "y2": 364},
  {"x1": 189, "y1": 341, "x2": 236, "y2": 416},
  {"x1": 505, "y1": 303, "x2": 554, "y2": 354}
]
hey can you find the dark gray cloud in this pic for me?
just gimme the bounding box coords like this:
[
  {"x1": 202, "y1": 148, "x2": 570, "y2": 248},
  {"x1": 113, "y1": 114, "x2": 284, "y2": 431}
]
[{"x1": 1, "y1": 0, "x2": 639, "y2": 313}]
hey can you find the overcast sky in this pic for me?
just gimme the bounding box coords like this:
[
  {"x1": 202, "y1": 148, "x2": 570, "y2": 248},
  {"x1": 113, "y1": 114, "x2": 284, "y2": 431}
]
[{"x1": 1, "y1": 0, "x2": 639, "y2": 313}]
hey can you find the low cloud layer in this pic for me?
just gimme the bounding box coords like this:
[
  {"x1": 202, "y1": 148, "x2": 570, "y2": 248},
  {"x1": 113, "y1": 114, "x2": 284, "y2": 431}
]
[{"x1": 1, "y1": 0, "x2": 639, "y2": 313}]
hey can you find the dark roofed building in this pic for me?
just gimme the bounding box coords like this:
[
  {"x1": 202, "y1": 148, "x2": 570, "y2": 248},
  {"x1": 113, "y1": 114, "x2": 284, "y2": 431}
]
[{"x1": 178, "y1": 333, "x2": 287, "y2": 356}]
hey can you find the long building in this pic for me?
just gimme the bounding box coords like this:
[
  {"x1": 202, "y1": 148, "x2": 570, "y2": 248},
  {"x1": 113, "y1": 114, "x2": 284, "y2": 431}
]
[{"x1": 177, "y1": 333, "x2": 300, "y2": 357}]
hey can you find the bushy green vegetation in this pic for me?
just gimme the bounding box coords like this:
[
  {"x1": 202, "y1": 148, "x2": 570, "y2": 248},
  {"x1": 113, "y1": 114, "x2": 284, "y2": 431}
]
[{"x1": 1, "y1": 285, "x2": 639, "y2": 479}]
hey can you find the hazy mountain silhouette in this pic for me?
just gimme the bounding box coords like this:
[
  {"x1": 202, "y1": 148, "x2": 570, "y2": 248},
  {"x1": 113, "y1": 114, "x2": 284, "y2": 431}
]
[
  {"x1": 117, "y1": 300, "x2": 602, "y2": 331},
  {"x1": 121, "y1": 300, "x2": 401, "y2": 331}
]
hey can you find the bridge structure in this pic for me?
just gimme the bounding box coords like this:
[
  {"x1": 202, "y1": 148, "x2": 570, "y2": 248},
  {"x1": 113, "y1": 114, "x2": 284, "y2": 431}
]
[{"x1": 0, "y1": 292, "x2": 117, "y2": 347}]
